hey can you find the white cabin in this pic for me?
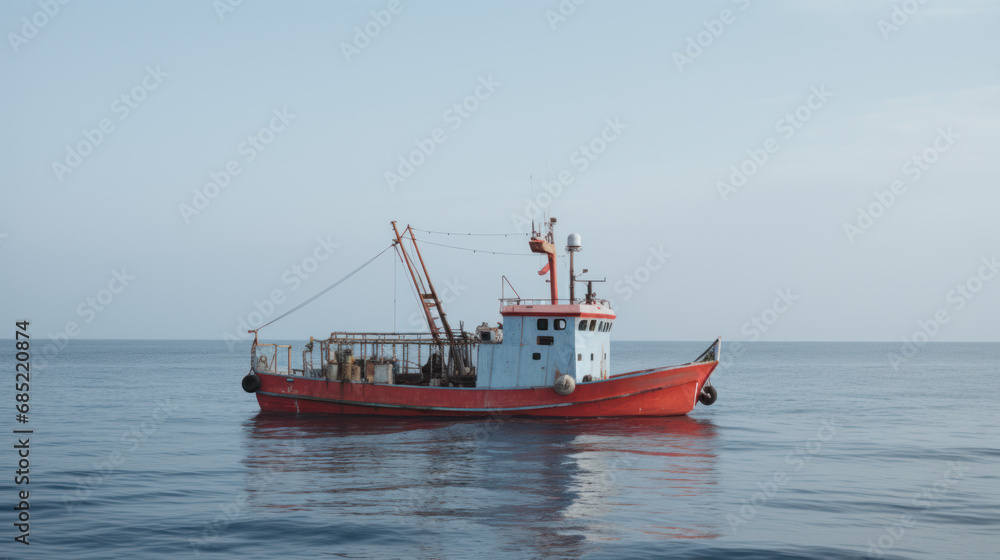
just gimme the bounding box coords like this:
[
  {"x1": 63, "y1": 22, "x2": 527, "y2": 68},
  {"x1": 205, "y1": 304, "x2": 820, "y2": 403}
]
[{"x1": 476, "y1": 302, "x2": 616, "y2": 388}]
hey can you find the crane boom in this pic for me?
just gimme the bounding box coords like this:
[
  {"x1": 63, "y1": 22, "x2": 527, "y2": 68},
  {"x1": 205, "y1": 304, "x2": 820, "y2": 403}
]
[{"x1": 391, "y1": 222, "x2": 469, "y2": 379}]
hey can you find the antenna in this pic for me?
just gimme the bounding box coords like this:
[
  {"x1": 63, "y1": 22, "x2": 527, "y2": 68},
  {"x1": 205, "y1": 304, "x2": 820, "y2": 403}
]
[
  {"x1": 545, "y1": 162, "x2": 550, "y2": 225},
  {"x1": 567, "y1": 232, "x2": 582, "y2": 303}
]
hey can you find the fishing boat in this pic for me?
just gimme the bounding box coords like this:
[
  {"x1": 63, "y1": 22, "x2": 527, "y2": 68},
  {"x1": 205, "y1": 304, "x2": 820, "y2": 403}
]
[{"x1": 241, "y1": 219, "x2": 721, "y2": 417}]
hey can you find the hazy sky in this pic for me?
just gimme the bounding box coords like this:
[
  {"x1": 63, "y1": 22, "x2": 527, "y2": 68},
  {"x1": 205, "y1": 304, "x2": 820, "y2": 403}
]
[{"x1": 2, "y1": 0, "x2": 998, "y2": 346}]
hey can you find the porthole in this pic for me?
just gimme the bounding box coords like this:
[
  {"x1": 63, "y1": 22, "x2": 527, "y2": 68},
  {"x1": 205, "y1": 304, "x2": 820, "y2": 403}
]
[
  {"x1": 532, "y1": 352, "x2": 541, "y2": 360},
  {"x1": 554, "y1": 319, "x2": 566, "y2": 330}
]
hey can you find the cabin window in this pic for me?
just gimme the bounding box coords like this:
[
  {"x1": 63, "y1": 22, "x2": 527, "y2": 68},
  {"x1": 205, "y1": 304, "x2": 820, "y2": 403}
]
[
  {"x1": 589, "y1": 320, "x2": 597, "y2": 332},
  {"x1": 554, "y1": 319, "x2": 566, "y2": 330},
  {"x1": 480, "y1": 331, "x2": 491, "y2": 341},
  {"x1": 537, "y1": 318, "x2": 548, "y2": 331},
  {"x1": 532, "y1": 352, "x2": 541, "y2": 360},
  {"x1": 607, "y1": 322, "x2": 613, "y2": 331},
  {"x1": 577, "y1": 354, "x2": 582, "y2": 361},
  {"x1": 537, "y1": 336, "x2": 554, "y2": 346},
  {"x1": 579, "y1": 319, "x2": 587, "y2": 330},
  {"x1": 590, "y1": 353, "x2": 594, "y2": 361}
]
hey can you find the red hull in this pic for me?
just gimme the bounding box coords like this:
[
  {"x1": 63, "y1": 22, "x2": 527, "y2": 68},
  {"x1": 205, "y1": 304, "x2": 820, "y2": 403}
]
[{"x1": 254, "y1": 361, "x2": 718, "y2": 418}]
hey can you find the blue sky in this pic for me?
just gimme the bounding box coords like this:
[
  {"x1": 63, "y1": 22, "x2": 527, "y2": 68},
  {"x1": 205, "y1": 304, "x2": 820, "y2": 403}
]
[{"x1": 2, "y1": 0, "x2": 998, "y2": 345}]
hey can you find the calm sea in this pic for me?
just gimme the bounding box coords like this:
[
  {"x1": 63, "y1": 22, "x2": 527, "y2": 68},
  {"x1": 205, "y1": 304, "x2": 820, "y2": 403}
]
[{"x1": 2, "y1": 340, "x2": 997, "y2": 559}]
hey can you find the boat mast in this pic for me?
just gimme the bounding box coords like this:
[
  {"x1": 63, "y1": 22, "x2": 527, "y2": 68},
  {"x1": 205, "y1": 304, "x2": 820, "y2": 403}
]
[
  {"x1": 566, "y1": 232, "x2": 582, "y2": 303},
  {"x1": 529, "y1": 217, "x2": 559, "y2": 304},
  {"x1": 391, "y1": 221, "x2": 468, "y2": 378}
]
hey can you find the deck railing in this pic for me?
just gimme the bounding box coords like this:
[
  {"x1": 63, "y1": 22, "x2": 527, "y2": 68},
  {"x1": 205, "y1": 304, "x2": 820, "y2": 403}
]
[
  {"x1": 251, "y1": 343, "x2": 293, "y2": 375},
  {"x1": 257, "y1": 332, "x2": 479, "y2": 381},
  {"x1": 500, "y1": 297, "x2": 612, "y2": 307}
]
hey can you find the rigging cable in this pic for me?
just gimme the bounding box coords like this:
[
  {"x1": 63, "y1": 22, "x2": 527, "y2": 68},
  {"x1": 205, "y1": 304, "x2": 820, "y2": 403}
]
[
  {"x1": 256, "y1": 243, "x2": 396, "y2": 331},
  {"x1": 409, "y1": 227, "x2": 530, "y2": 237},
  {"x1": 402, "y1": 236, "x2": 535, "y2": 256},
  {"x1": 393, "y1": 246, "x2": 397, "y2": 332}
]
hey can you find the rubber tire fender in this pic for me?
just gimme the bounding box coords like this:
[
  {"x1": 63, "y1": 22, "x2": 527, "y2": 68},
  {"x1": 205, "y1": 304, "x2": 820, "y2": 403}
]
[
  {"x1": 242, "y1": 373, "x2": 262, "y2": 393},
  {"x1": 698, "y1": 385, "x2": 718, "y2": 406}
]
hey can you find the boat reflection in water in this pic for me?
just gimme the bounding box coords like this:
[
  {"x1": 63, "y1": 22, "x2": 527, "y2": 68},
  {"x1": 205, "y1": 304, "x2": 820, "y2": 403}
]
[{"x1": 240, "y1": 413, "x2": 720, "y2": 557}]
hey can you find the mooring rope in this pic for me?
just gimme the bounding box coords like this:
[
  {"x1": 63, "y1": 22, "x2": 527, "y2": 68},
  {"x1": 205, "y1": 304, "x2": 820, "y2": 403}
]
[{"x1": 256, "y1": 243, "x2": 395, "y2": 331}]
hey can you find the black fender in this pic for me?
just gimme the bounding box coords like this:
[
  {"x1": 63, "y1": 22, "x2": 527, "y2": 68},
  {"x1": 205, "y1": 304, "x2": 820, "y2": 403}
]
[
  {"x1": 698, "y1": 385, "x2": 718, "y2": 406},
  {"x1": 242, "y1": 373, "x2": 262, "y2": 393}
]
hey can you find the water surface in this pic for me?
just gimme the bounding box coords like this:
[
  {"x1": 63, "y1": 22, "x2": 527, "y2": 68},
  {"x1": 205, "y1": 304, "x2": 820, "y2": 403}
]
[{"x1": 3, "y1": 340, "x2": 997, "y2": 559}]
